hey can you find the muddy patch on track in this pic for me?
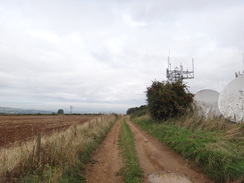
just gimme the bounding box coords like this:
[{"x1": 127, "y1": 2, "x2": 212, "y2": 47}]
[{"x1": 149, "y1": 171, "x2": 193, "y2": 183}]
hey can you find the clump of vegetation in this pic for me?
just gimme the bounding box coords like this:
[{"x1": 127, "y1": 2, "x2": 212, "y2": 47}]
[
  {"x1": 119, "y1": 119, "x2": 144, "y2": 183},
  {"x1": 132, "y1": 115, "x2": 244, "y2": 183},
  {"x1": 146, "y1": 80, "x2": 193, "y2": 121},
  {"x1": 126, "y1": 105, "x2": 147, "y2": 118}
]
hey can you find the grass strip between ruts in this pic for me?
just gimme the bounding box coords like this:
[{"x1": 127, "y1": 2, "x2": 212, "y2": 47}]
[{"x1": 118, "y1": 119, "x2": 144, "y2": 183}]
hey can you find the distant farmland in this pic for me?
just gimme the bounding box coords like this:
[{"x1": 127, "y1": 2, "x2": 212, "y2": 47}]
[{"x1": 0, "y1": 115, "x2": 93, "y2": 147}]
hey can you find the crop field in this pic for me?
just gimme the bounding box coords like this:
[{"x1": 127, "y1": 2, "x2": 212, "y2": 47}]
[{"x1": 0, "y1": 115, "x2": 93, "y2": 147}]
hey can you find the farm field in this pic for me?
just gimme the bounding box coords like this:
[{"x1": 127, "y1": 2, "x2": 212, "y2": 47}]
[
  {"x1": 0, "y1": 115, "x2": 93, "y2": 147},
  {"x1": 0, "y1": 114, "x2": 116, "y2": 182}
]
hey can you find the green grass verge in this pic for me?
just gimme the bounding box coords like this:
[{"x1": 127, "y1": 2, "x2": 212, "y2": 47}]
[
  {"x1": 132, "y1": 117, "x2": 244, "y2": 183},
  {"x1": 119, "y1": 119, "x2": 144, "y2": 183}
]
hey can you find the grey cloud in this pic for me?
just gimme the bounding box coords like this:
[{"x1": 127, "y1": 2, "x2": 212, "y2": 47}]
[{"x1": 0, "y1": 0, "x2": 243, "y2": 113}]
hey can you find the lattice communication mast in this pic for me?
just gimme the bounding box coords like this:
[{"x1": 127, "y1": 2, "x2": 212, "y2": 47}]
[
  {"x1": 235, "y1": 54, "x2": 244, "y2": 78},
  {"x1": 166, "y1": 56, "x2": 194, "y2": 82}
]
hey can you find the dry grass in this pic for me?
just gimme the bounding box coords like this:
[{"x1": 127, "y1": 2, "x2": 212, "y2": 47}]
[
  {"x1": 135, "y1": 112, "x2": 244, "y2": 142},
  {"x1": 179, "y1": 112, "x2": 244, "y2": 141},
  {"x1": 0, "y1": 115, "x2": 116, "y2": 182}
]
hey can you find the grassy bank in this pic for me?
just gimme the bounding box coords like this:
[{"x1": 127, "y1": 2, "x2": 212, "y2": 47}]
[
  {"x1": 132, "y1": 115, "x2": 244, "y2": 183},
  {"x1": 0, "y1": 115, "x2": 116, "y2": 183},
  {"x1": 118, "y1": 119, "x2": 143, "y2": 183}
]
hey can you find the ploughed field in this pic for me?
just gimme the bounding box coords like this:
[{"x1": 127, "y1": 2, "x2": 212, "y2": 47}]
[{"x1": 0, "y1": 115, "x2": 93, "y2": 147}]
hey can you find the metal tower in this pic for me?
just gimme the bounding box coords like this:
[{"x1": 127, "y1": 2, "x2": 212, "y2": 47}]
[
  {"x1": 235, "y1": 54, "x2": 244, "y2": 78},
  {"x1": 166, "y1": 57, "x2": 194, "y2": 82}
]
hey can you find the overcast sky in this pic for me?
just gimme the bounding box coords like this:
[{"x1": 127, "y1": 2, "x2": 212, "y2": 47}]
[{"x1": 0, "y1": 0, "x2": 244, "y2": 113}]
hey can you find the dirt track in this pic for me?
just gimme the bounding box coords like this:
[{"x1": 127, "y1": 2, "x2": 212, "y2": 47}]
[
  {"x1": 86, "y1": 119, "x2": 213, "y2": 183},
  {"x1": 86, "y1": 119, "x2": 124, "y2": 183}
]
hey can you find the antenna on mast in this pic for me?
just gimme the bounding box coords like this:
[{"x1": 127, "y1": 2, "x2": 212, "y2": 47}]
[
  {"x1": 235, "y1": 54, "x2": 244, "y2": 78},
  {"x1": 168, "y1": 50, "x2": 171, "y2": 70},
  {"x1": 243, "y1": 53, "x2": 244, "y2": 74},
  {"x1": 166, "y1": 55, "x2": 195, "y2": 82}
]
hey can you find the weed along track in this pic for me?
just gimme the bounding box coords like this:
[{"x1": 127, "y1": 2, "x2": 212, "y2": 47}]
[{"x1": 126, "y1": 120, "x2": 213, "y2": 183}]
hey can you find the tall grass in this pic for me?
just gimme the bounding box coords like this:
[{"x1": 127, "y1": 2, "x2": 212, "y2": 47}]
[
  {"x1": 118, "y1": 119, "x2": 144, "y2": 183},
  {"x1": 0, "y1": 115, "x2": 116, "y2": 182},
  {"x1": 132, "y1": 114, "x2": 244, "y2": 183}
]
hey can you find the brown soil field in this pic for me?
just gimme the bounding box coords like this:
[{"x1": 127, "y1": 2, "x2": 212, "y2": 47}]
[{"x1": 0, "y1": 115, "x2": 93, "y2": 147}]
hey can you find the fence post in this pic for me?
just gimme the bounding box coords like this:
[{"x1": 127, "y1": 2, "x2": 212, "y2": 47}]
[
  {"x1": 74, "y1": 125, "x2": 77, "y2": 136},
  {"x1": 3, "y1": 148, "x2": 6, "y2": 168},
  {"x1": 4, "y1": 122, "x2": 7, "y2": 145},
  {"x1": 36, "y1": 133, "x2": 41, "y2": 162}
]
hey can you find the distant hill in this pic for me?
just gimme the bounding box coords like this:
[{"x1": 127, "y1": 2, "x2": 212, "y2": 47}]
[{"x1": 0, "y1": 107, "x2": 54, "y2": 114}]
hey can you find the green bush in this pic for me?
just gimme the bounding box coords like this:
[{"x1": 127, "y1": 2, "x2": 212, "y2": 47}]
[{"x1": 146, "y1": 80, "x2": 193, "y2": 121}]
